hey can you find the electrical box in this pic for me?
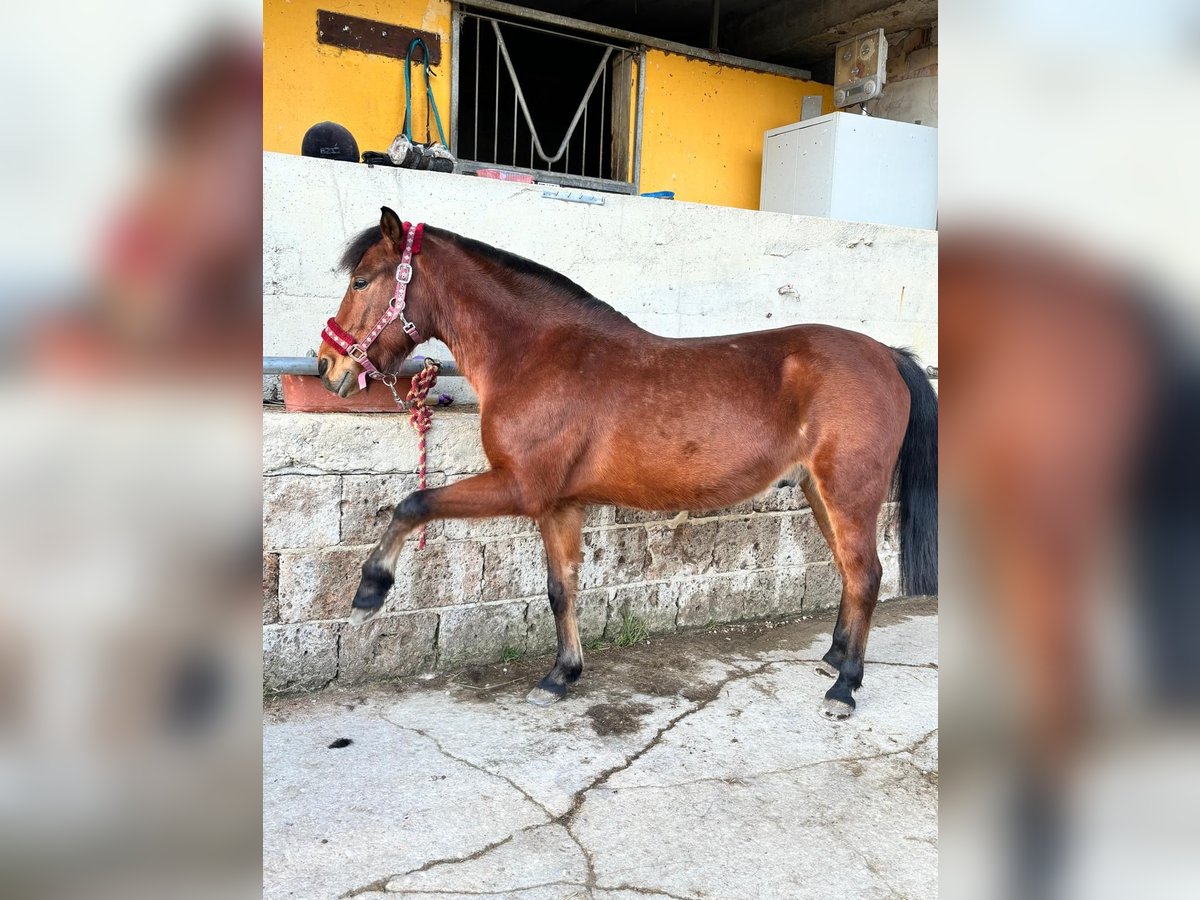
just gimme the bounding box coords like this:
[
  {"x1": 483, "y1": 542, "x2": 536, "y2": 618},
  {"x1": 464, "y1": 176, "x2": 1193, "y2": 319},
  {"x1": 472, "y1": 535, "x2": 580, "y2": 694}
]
[
  {"x1": 834, "y1": 28, "x2": 887, "y2": 108},
  {"x1": 759, "y1": 112, "x2": 937, "y2": 230}
]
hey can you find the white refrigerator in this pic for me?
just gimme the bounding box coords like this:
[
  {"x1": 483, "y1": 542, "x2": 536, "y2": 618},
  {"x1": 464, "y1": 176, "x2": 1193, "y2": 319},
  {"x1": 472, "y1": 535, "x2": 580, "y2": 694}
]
[{"x1": 759, "y1": 112, "x2": 937, "y2": 229}]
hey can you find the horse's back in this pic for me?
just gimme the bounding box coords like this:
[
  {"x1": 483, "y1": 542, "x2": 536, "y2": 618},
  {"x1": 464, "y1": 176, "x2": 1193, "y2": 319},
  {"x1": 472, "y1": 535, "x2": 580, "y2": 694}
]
[{"x1": 555, "y1": 322, "x2": 907, "y2": 511}]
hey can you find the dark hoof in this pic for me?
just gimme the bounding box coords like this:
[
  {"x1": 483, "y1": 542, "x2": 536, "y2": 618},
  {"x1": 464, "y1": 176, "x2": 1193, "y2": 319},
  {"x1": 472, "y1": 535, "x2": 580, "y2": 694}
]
[
  {"x1": 348, "y1": 605, "x2": 382, "y2": 626},
  {"x1": 815, "y1": 660, "x2": 839, "y2": 678},
  {"x1": 820, "y1": 697, "x2": 855, "y2": 720},
  {"x1": 526, "y1": 686, "x2": 564, "y2": 707},
  {"x1": 527, "y1": 675, "x2": 567, "y2": 707}
]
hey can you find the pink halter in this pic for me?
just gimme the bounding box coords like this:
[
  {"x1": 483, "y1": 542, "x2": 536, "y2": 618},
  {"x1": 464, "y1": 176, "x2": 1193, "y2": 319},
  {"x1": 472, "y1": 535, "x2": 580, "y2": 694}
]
[{"x1": 322, "y1": 221, "x2": 425, "y2": 390}]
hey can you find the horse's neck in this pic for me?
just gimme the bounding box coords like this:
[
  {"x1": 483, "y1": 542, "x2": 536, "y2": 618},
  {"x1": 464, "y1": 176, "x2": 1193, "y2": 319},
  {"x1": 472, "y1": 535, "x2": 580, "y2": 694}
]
[{"x1": 424, "y1": 260, "x2": 545, "y2": 392}]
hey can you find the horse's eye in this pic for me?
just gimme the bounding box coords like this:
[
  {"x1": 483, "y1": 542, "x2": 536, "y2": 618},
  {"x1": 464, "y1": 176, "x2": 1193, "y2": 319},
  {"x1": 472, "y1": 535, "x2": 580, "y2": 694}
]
[{"x1": 353, "y1": 277, "x2": 368, "y2": 290}]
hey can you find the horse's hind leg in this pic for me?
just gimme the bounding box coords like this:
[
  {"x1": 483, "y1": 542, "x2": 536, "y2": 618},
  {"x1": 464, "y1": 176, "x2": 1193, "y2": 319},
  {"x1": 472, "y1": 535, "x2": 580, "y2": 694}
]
[
  {"x1": 800, "y1": 477, "x2": 846, "y2": 679},
  {"x1": 804, "y1": 466, "x2": 890, "y2": 720},
  {"x1": 527, "y1": 504, "x2": 585, "y2": 706}
]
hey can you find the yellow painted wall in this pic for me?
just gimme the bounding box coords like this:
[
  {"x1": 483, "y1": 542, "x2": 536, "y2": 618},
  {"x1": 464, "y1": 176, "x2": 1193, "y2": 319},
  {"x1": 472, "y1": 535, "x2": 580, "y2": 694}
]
[
  {"x1": 637, "y1": 50, "x2": 833, "y2": 209},
  {"x1": 264, "y1": 0, "x2": 452, "y2": 156},
  {"x1": 263, "y1": 3, "x2": 830, "y2": 210}
]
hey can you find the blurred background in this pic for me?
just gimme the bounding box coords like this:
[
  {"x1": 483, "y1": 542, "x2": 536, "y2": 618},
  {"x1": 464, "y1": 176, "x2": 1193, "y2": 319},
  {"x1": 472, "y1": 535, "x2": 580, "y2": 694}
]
[
  {"x1": 0, "y1": 2, "x2": 263, "y2": 899},
  {"x1": 940, "y1": 1, "x2": 1200, "y2": 898},
  {"x1": 0, "y1": 0, "x2": 1197, "y2": 897}
]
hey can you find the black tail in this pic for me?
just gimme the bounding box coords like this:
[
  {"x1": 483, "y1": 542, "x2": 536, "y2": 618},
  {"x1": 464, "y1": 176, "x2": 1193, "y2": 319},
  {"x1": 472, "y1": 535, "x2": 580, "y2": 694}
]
[{"x1": 891, "y1": 348, "x2": 938, "y2": 595}]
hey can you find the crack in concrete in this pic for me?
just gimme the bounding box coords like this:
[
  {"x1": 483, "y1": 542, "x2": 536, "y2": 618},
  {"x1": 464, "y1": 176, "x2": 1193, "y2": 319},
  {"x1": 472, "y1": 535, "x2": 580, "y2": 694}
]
[
  {"x1": 339, "y1": 832, "x2": 521, "y2": 898},
  {"x1": 552, "y1": 662, "x2": 775, "y2": 894},
  {"x1": 340, "y1": 874, "x2": 393, "y2": 898},
  {"x1": 596, "y1": 885, "x2": 701, "y2": 900},
  {"x1": 329, "y1": 169, "x2": 350, "y2": 237},
  {"x1": 590, "y1": 728, "x2": 939, "y2": 795},
  {"x1": 852, "y1": 846, "x2": 907, "y2": 900},
  {"x1": 360, "y1": 714, "x2": 593, "y2": 897},
  {"x1": 351, "y1": 662, "x2": 772, "y2": 897},
  {"x1": 561, "y1": 664, "x2": 773, "y2": 822},
  {"x1": 380, "y1": 713, "x2": 557, "y2": 820},
  {"x1": 342, "y1": 666, "x2": 932, "y2": 900},
  {"x1": 789, "y1": 657, "x2": 938, "y2": 671},
  {"x1": 380, "y1": 878, "x2": 591, "y2": 897}
]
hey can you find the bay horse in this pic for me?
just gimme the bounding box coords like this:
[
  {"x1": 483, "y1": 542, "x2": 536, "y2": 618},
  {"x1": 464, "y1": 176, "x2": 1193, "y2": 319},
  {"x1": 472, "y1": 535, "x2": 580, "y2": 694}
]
[{"x1": 317, "y1": 207, "x2": 937, "y2": 718}]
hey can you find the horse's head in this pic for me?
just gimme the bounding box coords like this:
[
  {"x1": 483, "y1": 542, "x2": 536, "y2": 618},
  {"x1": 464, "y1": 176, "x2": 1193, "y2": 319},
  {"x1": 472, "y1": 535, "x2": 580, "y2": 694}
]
[{"x1": 317, "y1": 206, "x2": 429, "y2": 397}]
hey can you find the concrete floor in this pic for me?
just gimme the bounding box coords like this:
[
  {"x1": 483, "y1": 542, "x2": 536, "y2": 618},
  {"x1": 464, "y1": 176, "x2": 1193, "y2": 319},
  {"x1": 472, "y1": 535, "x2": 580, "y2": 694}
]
[{"x1": 264, "y1": 598, "x2": 938, "y2": 900}]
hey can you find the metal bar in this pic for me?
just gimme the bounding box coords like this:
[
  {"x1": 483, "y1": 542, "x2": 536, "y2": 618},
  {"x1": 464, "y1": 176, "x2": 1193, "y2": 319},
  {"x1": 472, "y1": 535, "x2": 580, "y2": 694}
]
[
  {"x1": 511, "y1": 76, "x2": 517, "y2": 164},
  {"x1": 456, "y1": 159, "x2": 638, "y2": 194},
  {"x1": 473, "y1": 20, "x2": 480, "y2": 159},
  {"x1": 450, "y1": 7, "x2": 460, "y2": 156},
  {"x1": 709, "y1": 0, "x2": 720, "y2": 51},
  {"x1": 598, "y1": 60, "x2": 606, "y2": 178},
  {"x1": 491, "y1": 19, "x2": 612, "y2": 167},
  {"x1": 464, "y1": 11, "x2": 629, "y2": 51},
  {"x1": 582, "y1": 94, "x2": 588, "y2": 178},
  {"x1": 632, "y1": 48, "x2": 645, "y2": 194},
  {"x1": 264, "y1": 356, "x2": 319, "y2": 376},
  {"x1": 264, "y1": 356, "x2": 463, "y2": 378},
  {"x1": 493, "y1": 28, "x2": 499, "y2": 163},
  {"x1": 461, "y1": 0, "x2": 813, "y2": 80}
]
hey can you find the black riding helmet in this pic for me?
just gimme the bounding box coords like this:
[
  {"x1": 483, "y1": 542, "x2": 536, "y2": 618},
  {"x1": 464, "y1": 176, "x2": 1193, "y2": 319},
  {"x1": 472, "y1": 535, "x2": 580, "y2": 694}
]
[{"x1": 301, "y1": 121, "x2": 359, "y2": 162}]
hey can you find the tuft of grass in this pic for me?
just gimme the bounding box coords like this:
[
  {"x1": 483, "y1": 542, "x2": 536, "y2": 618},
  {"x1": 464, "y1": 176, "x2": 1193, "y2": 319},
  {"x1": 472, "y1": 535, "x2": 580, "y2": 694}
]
[
  {"x1": 584, "y1": 635, "x2": 611, "y2": 653},
  {"x1": 499, "y1": 645, "x2": 523, "y2": 664},
  {"x1": 612, "y1": 613, "x2": 649, "y2": 648}
]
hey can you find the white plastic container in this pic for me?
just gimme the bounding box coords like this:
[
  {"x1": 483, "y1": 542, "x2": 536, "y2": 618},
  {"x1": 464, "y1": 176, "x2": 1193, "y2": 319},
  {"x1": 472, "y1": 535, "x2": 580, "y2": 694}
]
[{"x1": 760, "y1": 112, "x2": 937, "y2": 229}]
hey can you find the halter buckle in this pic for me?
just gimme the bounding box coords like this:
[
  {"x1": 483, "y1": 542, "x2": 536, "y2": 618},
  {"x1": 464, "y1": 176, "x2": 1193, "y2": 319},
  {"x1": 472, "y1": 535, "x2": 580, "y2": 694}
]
[
  {"x1": 347, "y1": 344, "x2": 368, "y2": 363},
  {"x1": 396, "y1": 262, "x2": 414, "y2": 284},
  {"x1": 402, "y1": 319, "x2": 421, "y2": 340},
  {"x1": 380, "y1": 373, "x2": 404, "y2": 406}
]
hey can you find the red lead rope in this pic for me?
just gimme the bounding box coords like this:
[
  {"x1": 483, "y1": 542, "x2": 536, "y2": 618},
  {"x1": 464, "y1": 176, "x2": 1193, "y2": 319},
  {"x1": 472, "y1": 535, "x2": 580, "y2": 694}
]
[{"x1": 405, "y1": 358, "x2": 441, "y2": 549}]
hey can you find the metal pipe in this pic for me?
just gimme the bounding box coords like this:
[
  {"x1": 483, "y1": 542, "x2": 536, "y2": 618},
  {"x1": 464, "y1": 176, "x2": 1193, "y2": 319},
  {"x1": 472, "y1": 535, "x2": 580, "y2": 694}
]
[
  {"x1": 632, "y1": 48, "x2": 645, "y2": 194},
  {"x1": 264, "y1": 356, "x2": 319, "y2": 376},
  {"x1": 465, "y1": 11, "x2": 630, "y2": 51},
  {"x1": 450, "y1": 7, "x2": 461, "y2": 156},
  {"x1": 264, "y1": 357, "x2": 464, "y2": 378},
  {"x1": 493, "y1": 30, "x2": 499, "y2": 162},
  {"x1": 709, "y1": 0, "x2": 720, "y2": 50},
  {"x1": 598, "y1": 59, "x2": 606, "y2": 177},
  {"x1": 473, "y1": 21, "x2": 480, "y2": 159}
]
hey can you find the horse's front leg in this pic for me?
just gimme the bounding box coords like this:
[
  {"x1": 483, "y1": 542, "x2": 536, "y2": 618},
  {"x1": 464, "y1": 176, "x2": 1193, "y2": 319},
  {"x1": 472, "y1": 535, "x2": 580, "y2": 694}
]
[
  {"x1": 349, "y1": 469, "x2": 521, "y2": 624},
  {"x1": 527, "y1": 504, "x2": 585, "y2": 706}
]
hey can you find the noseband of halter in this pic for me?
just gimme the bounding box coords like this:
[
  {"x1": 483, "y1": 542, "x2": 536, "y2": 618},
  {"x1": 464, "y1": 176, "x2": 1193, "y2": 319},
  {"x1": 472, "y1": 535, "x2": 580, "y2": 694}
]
[{"x1": 322, "y1": 221, "x2": 425, "y2": 390}]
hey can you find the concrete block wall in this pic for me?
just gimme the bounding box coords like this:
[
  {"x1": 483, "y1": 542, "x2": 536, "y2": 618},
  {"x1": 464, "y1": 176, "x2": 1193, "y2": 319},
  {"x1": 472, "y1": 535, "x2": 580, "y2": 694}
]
[{"x1": 262, "y1": 407, "x2": 900, "y2": 693}]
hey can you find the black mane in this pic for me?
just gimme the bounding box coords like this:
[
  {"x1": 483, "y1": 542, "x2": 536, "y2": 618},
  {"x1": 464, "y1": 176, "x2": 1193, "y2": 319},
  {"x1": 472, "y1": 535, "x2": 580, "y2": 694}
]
[
  {"x1": 339, "y1": 225, "x2": 384, "y2": 272},
  {"x1": 338, "y1": 224, "x2": 629, "y2": 323}
]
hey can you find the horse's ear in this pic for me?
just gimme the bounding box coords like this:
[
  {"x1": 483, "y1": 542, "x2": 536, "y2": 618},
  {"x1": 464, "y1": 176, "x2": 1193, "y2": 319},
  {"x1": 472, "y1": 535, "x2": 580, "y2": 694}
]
[{"x1": 380, "y1": 206, "x2": 404, "y2": 246}]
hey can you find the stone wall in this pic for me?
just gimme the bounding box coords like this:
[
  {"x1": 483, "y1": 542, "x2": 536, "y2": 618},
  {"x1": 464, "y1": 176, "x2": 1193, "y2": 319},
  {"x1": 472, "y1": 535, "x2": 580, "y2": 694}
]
[{"x1": 262, "y1": 408, "x2": 900, "y2": 693}]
